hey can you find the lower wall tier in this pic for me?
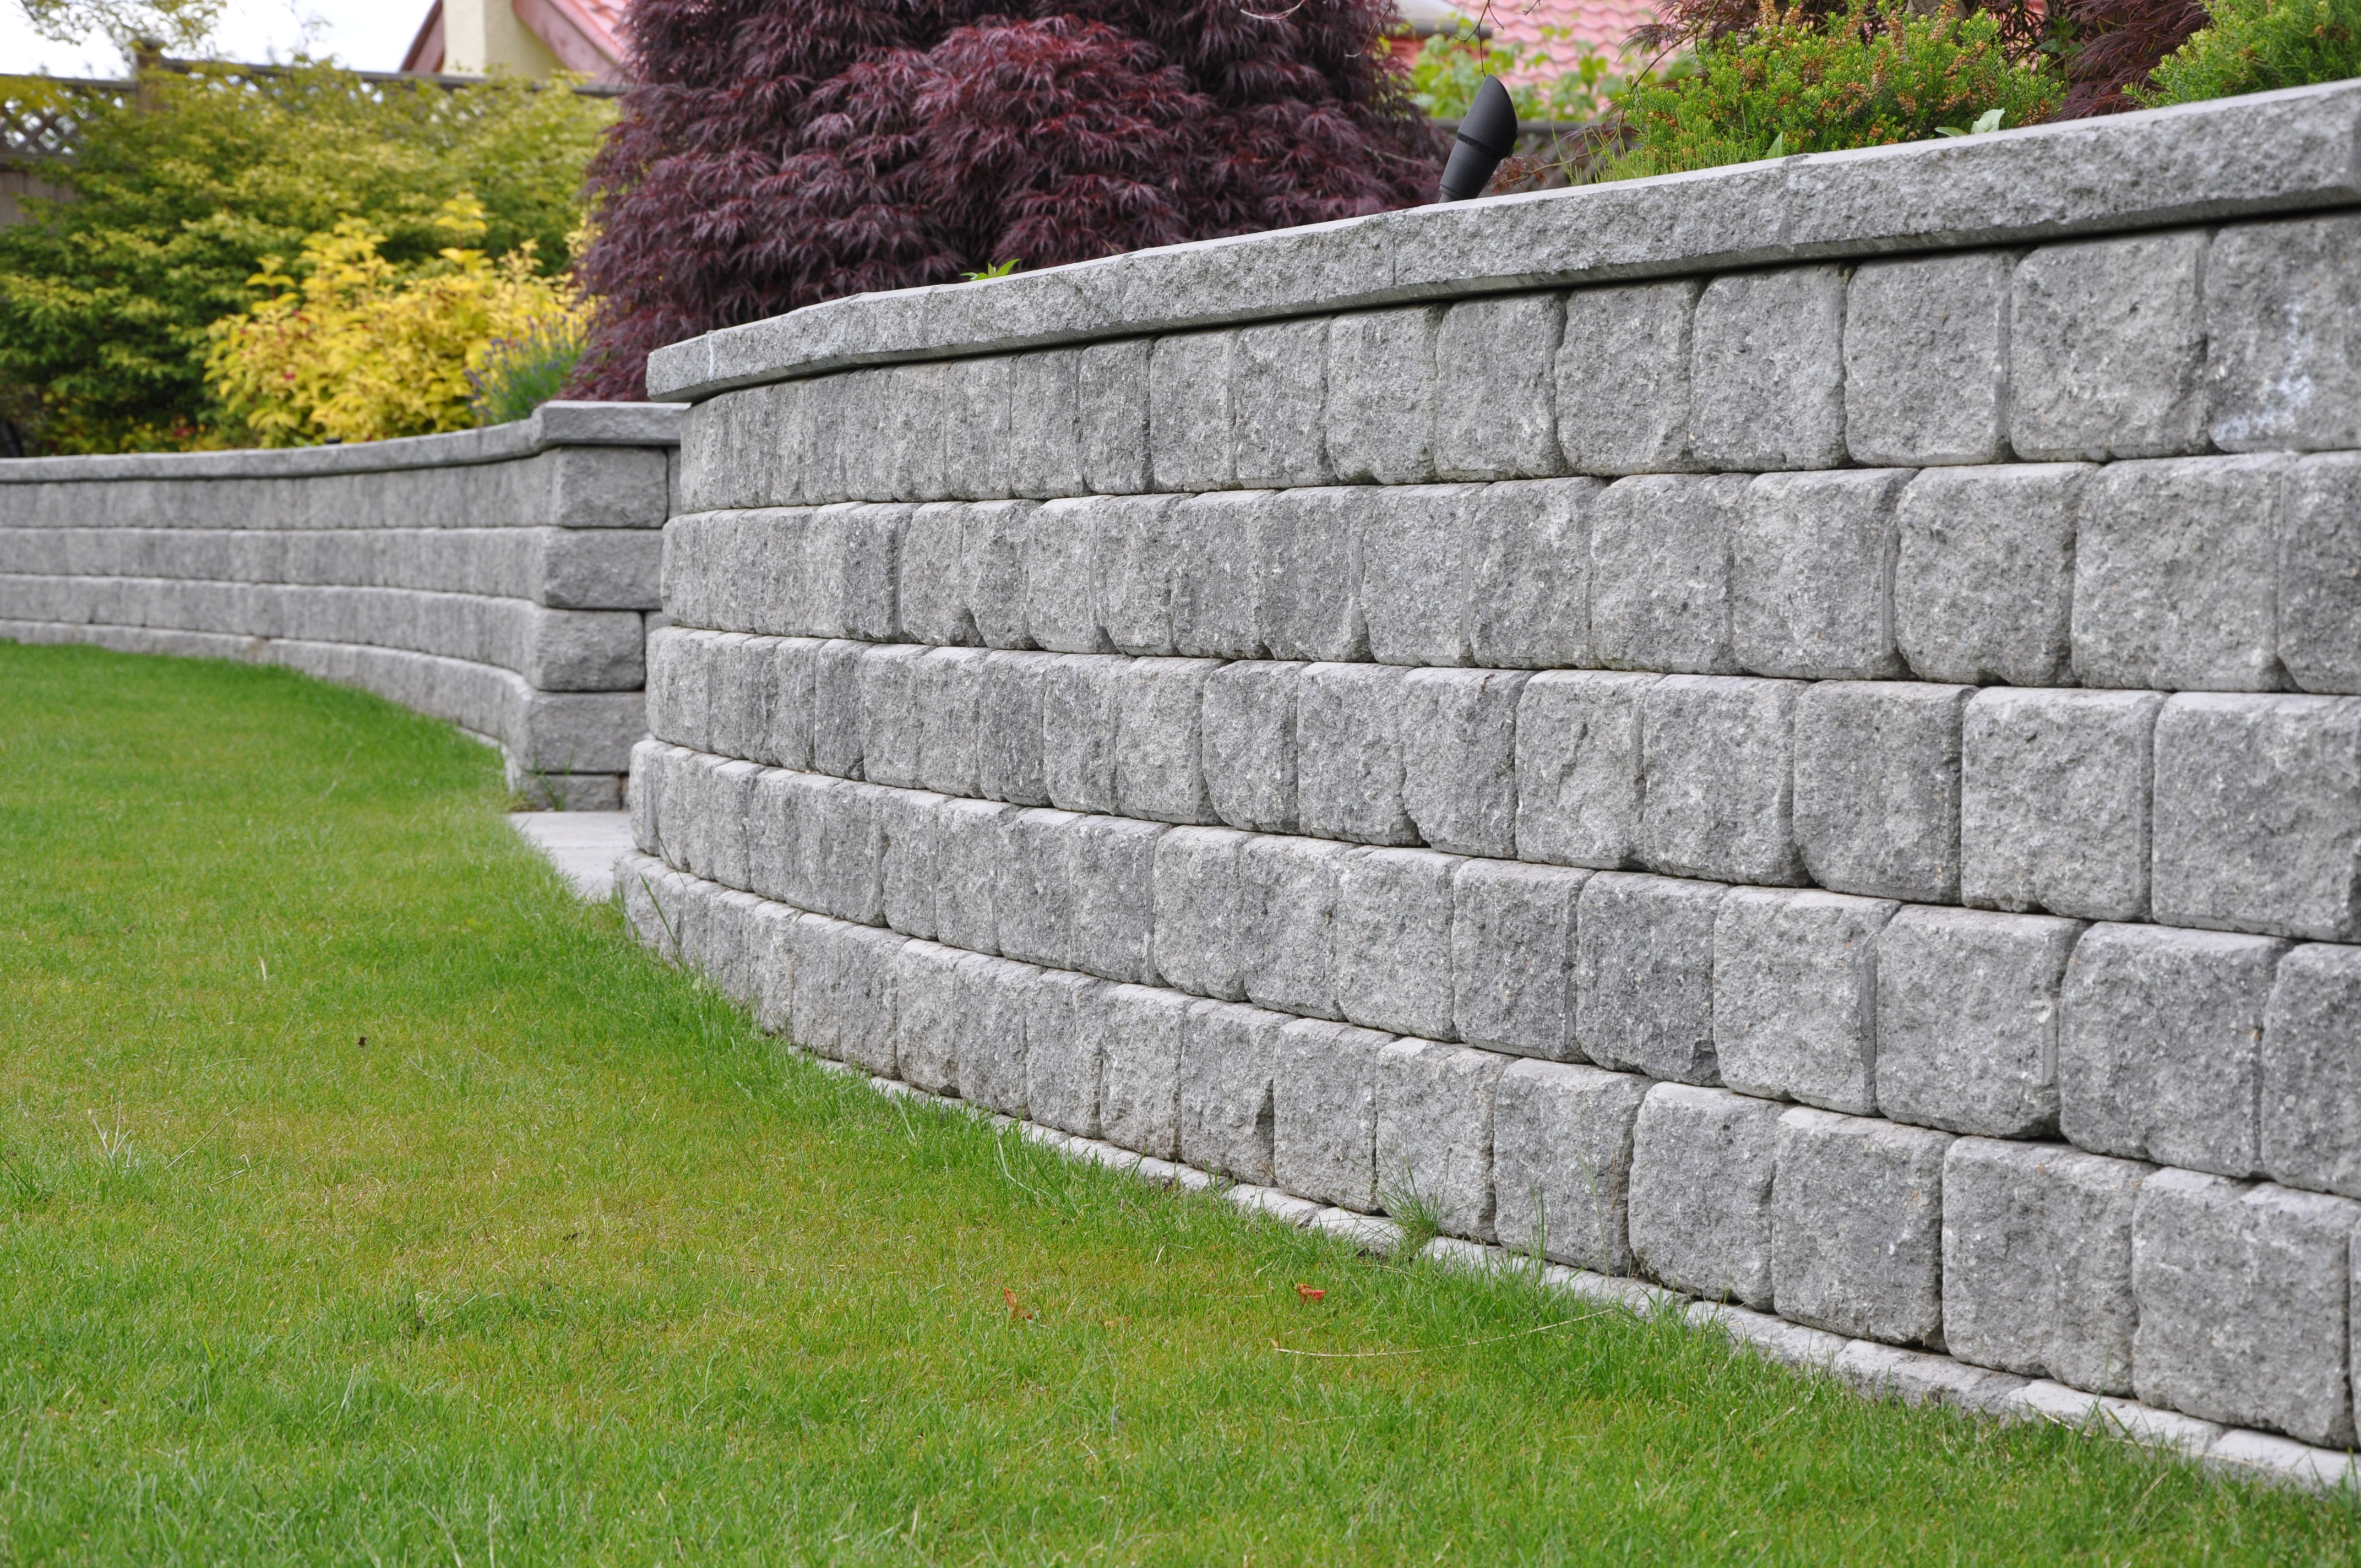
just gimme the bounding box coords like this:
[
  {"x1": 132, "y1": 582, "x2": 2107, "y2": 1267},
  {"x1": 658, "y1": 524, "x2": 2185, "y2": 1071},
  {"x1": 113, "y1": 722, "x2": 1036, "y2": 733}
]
[{"x1": 617, "y1": 851, "x2": 2361, "y2": 1473}]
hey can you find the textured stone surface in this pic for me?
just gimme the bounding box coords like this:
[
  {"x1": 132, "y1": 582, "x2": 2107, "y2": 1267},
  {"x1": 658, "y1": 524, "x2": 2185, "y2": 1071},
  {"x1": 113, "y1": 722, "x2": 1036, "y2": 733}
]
[
  {"x1": 1169, "y1": 491, "x2": 1269, "y2": 660},
  {"x1": 897, "y1": 502, "x2": 980, "y2": 647},
  {"x1": 1200, "y1": 660, "x2": 1301, "y2": 834},
  {"x1": 954, "y1": 952, "x2": 1034, "y2": 1114},
  {"x1": 2281, "y1": 454, "x2": 2361, "y2": 694},
  {"x1": 877, "y1": 785, "x2": 947, "y2": 941},
  {"x1": 1942, "y1": 1137, "x2": 2148, "y2": 1395},
  {"x1": 933, "y1": 797, "x2": 1016, "y2": 955},
  {"x1": 1713, "y1": 887, "x2": 1894, "y2": 1117},
  {"x1": 1375, "y1": 1041, "x2": 1509, "y2": 1240},
  {"x1": 1878, "y1": 906, "x2": 2083, "y2": 1139},
  {"x1": 1332, "y1": 846, "x2": 1460, "y2": 1041},
  {"x1": 1773, "y1": 1107, "x2": 1951, "y2": 1348},
  {"x1": 1640, "y1": 674, "x2": 1806, "y2": 886},
  {"x1": 1734, "y1": 469, "x2": 1911, "y2": 680},
  {"x1": 2152, "y1": 693, "x2": 2361, "y2": 943},
  {"x1": 1515, "y1": 669, "x2": 1655, "y2": 870},
  {"x1": 994, "y1": 807, "x2": 1079, "y2": 971},
  {"x1": 964, "y1": 500, "x2": 1040, "y2": 651},
  {"x1": 1005, "y1": 348, "x2": 1085, "y2": 500},
  {"x1": 1467, "y1": 477, "x2": 1600, "y2": 670},
  {"x1": 1239, "y1": 834, "x2": 1350, "y2": 1021},
  {"x1": 1845, "y1": 252, "x2": 2012, "y2": 467},
  {"x1": 1232, "y1": 319, "x2": 1332, "y2": 490},
  {"x1": 1399, "y1": 667, "x2": 1526, "y2": 858},
  {"x1": 1576, "y1": 872, "x2": 1724, "y2": 1085},
  {"x1": 1362, "y1": 484, "x2": 1482, "y2": 667},
  {"x1": 1452, "y1": 859, "x2": 1587, "y2": 1061},
  {"x1": 1434, "y1": 293, "x2": 1568, "y2": 481},
  {"x1": 853, "y1": 644, "x2": 926, "y2": 791},
  {"x1": 1894, "y1": 464, "x2": 2087, "y2": 688},
  {"x1": 976, "y1": 649, "x2": 1055, "y2": 808},
  {"x1": 1326, "y1": 306, "x2": 1442, "y2": 486},
  {"x1": 2260, "y1": 942, "x2": 2361, "y2": 1200},
  {"x1": 1296, "y1": 662, "x2": 1417, "y2": 846},
  {"x1": 1628, "y1": 1083, "x2": 1782, "y2": 1307},
  {"x1": 1041, "y1": 652, "x2": 1123, "y2": 815},
  {"x1": 1690, "y1": 266, "x2": 1848, "y2": 471},
  {"x1": 1794, "y1": 680, "x2": 1971, "y2": 903},
  {"x1": 2012, "y1": 231, "x2": 2209, "y2": 461},
  {"x1": 1024, "y1": 497, "x2": 1113, "y2": 656},
  {"x1": 1588, "y1": 473, "x2": 1748, "y2": 676},
  {"x1": 1067, "y1": 814, "x2": 1165, "y2": 986},
  {"x1": 2132, "y1": 1170, "x2": 2358, "y2": 1447},
  {"x1": 1079, "y1": 339, "x2": 1153, "y2": 496},
  {"x1": 832, "y1": 923, "x2": 908, "y2": 1079},
  {"x1": 1100, "y1": 983, "x2": 1191, "y2": 1159},
  {"x1": 1025, "y1": 969, "x2": 1110, "y2": 1138},
  {"x1": 2072, "y1": 456, "x2": 2289, "y2": 693},
  {"x1": 2206, "y1": 215, "x2": 2361, "y2": 453},
  {"x1": 2060, "y1": 922, "x2": 2288, "y2": 1177},
  {"x1": 1178, "y1": 999, "x2": 1283, "y2": 1183},
  {"x1": 1961, "y1": 688, "x2": 2161, "y2": 923},
  {"x1": 1492, "y1": 1060, "x2": 1651, "y2": 1272},
  {"x1": 1149, "y1": 330, "x2": 1236, "y2": 494},
  {"x1": 1153, "y1": 825, "x2": 1249, "y2": 1003},
  {"x1": 1273, "y1": 1017, "x2": 1391, "y2": 1212},
  {"x1": 913, "y1": 646, "x2": 989, "y2": 801},
  {"x1": 1258, "y1": 487, "x2": 1369, "y2": 663},
  {"x1": 1113, "y1": 656, "x2": 1220, "y2": 826},
  {"x1": 1554, "y1": 279, "x2": 1700, "y2": 476}
]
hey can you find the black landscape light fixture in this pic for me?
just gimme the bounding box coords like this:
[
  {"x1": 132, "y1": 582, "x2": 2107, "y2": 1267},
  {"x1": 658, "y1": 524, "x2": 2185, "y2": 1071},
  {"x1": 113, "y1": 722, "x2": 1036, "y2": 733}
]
[{"x1": 1439, "y1": 75, "x2": 1519, "y2": 202}]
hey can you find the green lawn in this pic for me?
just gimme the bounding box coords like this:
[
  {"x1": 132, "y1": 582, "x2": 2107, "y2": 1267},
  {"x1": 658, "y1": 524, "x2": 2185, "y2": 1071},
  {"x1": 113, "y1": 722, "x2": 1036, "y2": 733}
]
[{"x1": 1, "y1": 640, "x2": 2355, "y2": 1565}]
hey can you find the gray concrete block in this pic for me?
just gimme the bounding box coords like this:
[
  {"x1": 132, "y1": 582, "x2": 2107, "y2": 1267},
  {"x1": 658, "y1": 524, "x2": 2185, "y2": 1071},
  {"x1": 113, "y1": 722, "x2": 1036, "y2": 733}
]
[
  {"x1": 1960, "y1": 688, "x2": 2161, "y2": 923},
  {"x1": 1640, "y1": 674, "x2": 1806, "y2": 886},
  {"x1": 941, "y1": 356, "x2": 1013, "y2": 502},
  {"x1": 748, "y1": 900, "x2": 798, "y2": 1036},
  {"x1": 1257, "y1": 487, "x2": 1369, "y2": 663},
  {"x1": 1200, "y1": 660, "x2": 1300, "y2": 833},
  {"x1": 1844, "y1": 251, "x2": 2012, "y2": 467},
  {"x1": 643, "y1": 627, "x2": 702, "y2": 750},
  {"x1": 1091, "y1": 493, "x2": 1187, "y2": 657},
  {"x1": 1399, "y1": 667, "x2": 1527, "y2": 859},
  {"x1": 1232, "y1": 319, "x2": 1331, "y2": 490},
  {"x1": 1041, "y1": 652, "x2": 1124, "y2": 815},
  {"x1": 1452, "y1": 859, "x2": 1587, "y2": 1062},
  {"x1": 809, "y1": 638, "x2": 870, "y2": 782},
  {"x1": 1942, "y1": 1137, "x2": 2148, "y2": 1395},
  {"x1": 1153, "y1": 826, "x2": 1251, "y2": 1001},
  {"x1": 934, "y1": 798, "x2": 1018, "y2": 957},
  {"x1": 1169, "y1": 491, "x2": 1269, "y2": 660},
  {"x1": 1178, "y1": 999, "x2": 1283, "y2": 1183},
  {"x1": 994, "y1": 807, "x2": 1080, "y2": 971},
  {"x1": 1734, "y1": 469, "x2": 1911, "y2": 680},
  {"x1": 912, "y1": 645, "x2": 989, "y2": 799},
  {"x1": 1100, "y1": 984, "x2": 1192, "y2": 1159},
  {"x1": 1376, "y1": 1041, "x2": 1509, "y2": 1240},
  {"x1": 1793, "y1": 680, "x2": 1971, "y2": 903},
  {"x1": 966, "y1": 500, "x2": 1041, "y2": 651},
  {"x1": 1514, "y1": 670, "x2": 1656, "y2": 870},
  {"x1": 883, "y1": 363, "x2": 950, "y2": 502},
  {"x1": 1024, "y1": 497, "x2": 1113, "y2": 655},
  {"x1": 708, "y1": 759, "x2": 762, "y2": 892},
  {"x1": 854, "y1": 643, "x2": 928, "y2": 790},
  {"x1": 1628, "y1": 1082, "x2": 1782, "y2": 1307},
  {"x1": 1079, "y1": 339, "x2": 1153, "y2": 496},
  {"x1": 2060, "y1": 922, "x2": 2288, "y2": 1177},
  {"x1": 833, "y1": 922, "x2": 908, "y2": 1079},
  {"x1": 1467, "y1": 477, "x2": 1601, "y2": 670},
  {"x1": 1272, "y1": 1017, "x2": 1391, "y2": 1211},
  {"x1": 976, "y1": 649, "x2": 1056, "y2": 807},
  {"x1": 1239, "y1": 834, "x2": 1350, "y2": 1021},
  {"x1": 1296, "y1": 662, "x2": 1417, "y2": 847},
  {"x1": 2011, "y1": 231, "x2": 2209, "y2": 462},
  {"x1": 784, "y1": 912, "x2": 843, "y2": 1058},
  {"x1": 954, "y1": 953, "x2": 1036, "y2": 1117},
  {"x1": 1691, "y1": 265, "x2": 1848, "y2": 471},
  {"x1": 1025, "y1": 969, "x2": 1111, "y2": 1138},
  {"x1": 2263, "y1": 943, "x2": 2361, "y2": 1200},
  {"x1": 891, "y1": 939, "x2": 962, "y2": 1091},
  {"x1": 897, "y1": 502, "x2": 981, "y2": 647},
  {"x1": 1894, "y1": 463, "x2": 2088, "y2": 687},
  {"x1": 1006, "y1": 348, "x2": 1086, "y2": 500},
  {"x1": 834, "y1": 503, "x2": 909, "y2": 640},
  {"x1": 1149, "y1": 330, "x2": 1236, "y2": 494},
  {"x1": 1492, "y1": 1060, "x2": 1650, "y2": 1272},
  {"x1": 814, "y1": 778, "x2": 889, "y2": 925},
  {"x1": 1068, "y1": 814, "x2": 1166, "y2": 986},
  {"x1": 1554, "y1": 278, "x2": 1700, "y2": 476},
  {"x1": 1434, "y1": 293, "x2": 1568, "y2": 481},
  {"x1": 1588, "y1": 473, "x2": 1748, "y2": 676},
  {"x1": 1877, "y1": 906, "x2": 2083, "y2": 1139},
  {"x1": 2282, "y1": 454, "x2": 2361, "y2": 695},
  {"x1": 1332, "y1": 847, "x2": 1460, "y2": 1042},
  {"x1": 760, "y1": 770, "x2": 825, "y2": 909},
  {"x1": 878, "y1": 785, "x2": 948, "y2": 941},
  {"x1": 2206, "y1": 215, "x2": 2361, "y2": 454},
  {"x1": 2132, "y1": 1169, "x2": 2358, "y2": 1448},
  {"x1": 1114, "y1": 657, "x2": 1220, "y2": 825},
  {"x1": 2071, "y1": 455, "x2": 2288, "y2": 693},
  {"x1": 1576, "y1": 872, "x2": 1724, "y2": 1085},
  {"x1": 1362, "y1": 483, "x2": 1482, "y2": 666},
  {"x1": 1713, "y1": 888, "x2": 1895, "y2": 1117},
  {"x1": 2153, "y1": 693, "x2": 2361, "y2": 943},
  {"x1": 768, "y1": 634, "x2": 822, "y2": 772},
  {"x1": 1326, "y1": 306, "x2": 1442, "y2": 486},
  {"x1": 1773, "y1": 1107, "x2": 1951, "y2": 1347}
]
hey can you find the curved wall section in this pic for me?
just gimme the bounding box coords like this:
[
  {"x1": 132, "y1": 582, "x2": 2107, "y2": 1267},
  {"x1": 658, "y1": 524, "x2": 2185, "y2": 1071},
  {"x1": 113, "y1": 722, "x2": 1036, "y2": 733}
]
[
  {"x1": 0, "y1": 402, "x2": 683, "y2": 807},
  {"x1": 628, "y1": 88, "x2": 2361, "y2": 1470}
]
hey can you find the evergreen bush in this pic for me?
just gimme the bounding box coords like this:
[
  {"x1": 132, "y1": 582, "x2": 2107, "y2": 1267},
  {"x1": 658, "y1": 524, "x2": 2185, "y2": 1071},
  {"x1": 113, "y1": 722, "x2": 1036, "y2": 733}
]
[{"x1": 2136, "y1": 0, "x2": 2361, "y2": 103}]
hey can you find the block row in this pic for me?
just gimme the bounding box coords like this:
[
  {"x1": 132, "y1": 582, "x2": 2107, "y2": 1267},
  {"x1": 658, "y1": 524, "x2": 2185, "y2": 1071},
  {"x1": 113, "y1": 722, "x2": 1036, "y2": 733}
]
[
  {"x1": 630, "y1": 741, "x2": 2361, "y2": 1198},
  {"x1": 679, "y1": 217, "x2": 2361, "y2": 513},
  {"x1": 662, "y1": 455, "x2": 2361, "y2": 697},
  {"x1": 0, "y1": 527, "x2": 664, "y2": 613},
  {"x1": 624, "y1": 859, "x2": 2361, "y2": 1451},
  {"x1": 645, "y1": 628, "x2": 2361, "y2": 944},
  {"x1": 0, "y1": 575, "x2": 649, "y2": 693},
  {"x1": 0, "y1": 446, "x2": 673, "y2": 534}
]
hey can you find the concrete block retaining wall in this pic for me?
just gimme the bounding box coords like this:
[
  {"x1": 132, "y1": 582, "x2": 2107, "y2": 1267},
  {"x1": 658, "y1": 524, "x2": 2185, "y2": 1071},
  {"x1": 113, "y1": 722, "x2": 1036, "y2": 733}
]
[
  {"x1": 624, "y1": 83, "x2": 2361, "y2": 1471},
  {"x1": 0, "y1": 402, "x2": 684, "y2": 806}
]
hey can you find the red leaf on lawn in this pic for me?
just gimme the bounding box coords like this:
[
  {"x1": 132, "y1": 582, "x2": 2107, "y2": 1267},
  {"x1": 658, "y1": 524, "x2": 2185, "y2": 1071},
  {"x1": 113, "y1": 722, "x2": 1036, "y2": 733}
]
[{"x1": 1295, "y1": 1283, "x2": 1325, "y2": 1303}]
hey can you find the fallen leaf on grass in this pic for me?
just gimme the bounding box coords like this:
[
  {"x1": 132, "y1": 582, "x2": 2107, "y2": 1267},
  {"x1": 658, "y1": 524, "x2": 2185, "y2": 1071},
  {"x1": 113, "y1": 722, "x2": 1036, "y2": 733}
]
[
  {"x1": 1003, "y1": 1287, "x2": 1034, "y2": 1320},
  {"x1": 1295, "y1": 1283, "x2": 1325, "y2": 1303}
]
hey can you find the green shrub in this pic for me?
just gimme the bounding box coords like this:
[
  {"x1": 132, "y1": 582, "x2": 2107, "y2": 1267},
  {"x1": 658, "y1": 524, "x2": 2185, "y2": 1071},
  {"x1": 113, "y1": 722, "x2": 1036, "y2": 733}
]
[
  {"x1": 1603, "y1": 0, "x2": 2064, "y2": 178},
  {"x1": 2135, "y1": 0, "x2": 2361, "y2": 104},
  {"x1": 465, "y1": 312, "x2": 588, "y2": 428},
  {"x1": 1405, "y1": 23, "x2": 1642, "y2": 121}
]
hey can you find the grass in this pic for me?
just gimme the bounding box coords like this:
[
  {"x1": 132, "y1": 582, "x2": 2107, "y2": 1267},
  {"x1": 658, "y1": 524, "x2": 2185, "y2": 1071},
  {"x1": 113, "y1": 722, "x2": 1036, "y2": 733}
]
[{"x1": 1, "y1": 639, "x2": 2357, "y2": 1565}]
